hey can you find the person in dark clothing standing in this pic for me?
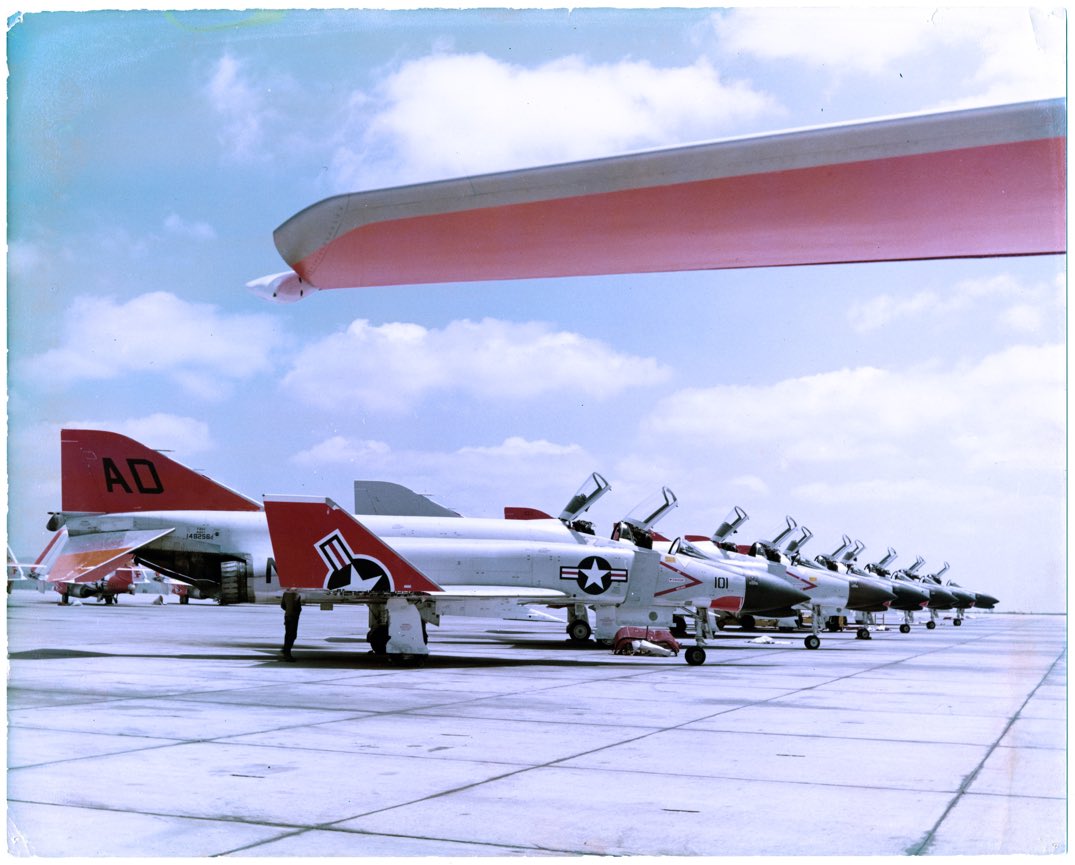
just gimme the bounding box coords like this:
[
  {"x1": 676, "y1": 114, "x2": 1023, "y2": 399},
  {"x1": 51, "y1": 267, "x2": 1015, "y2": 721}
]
[{"x1": 280, "y1": 588, "x2": 303, "y2": 661}]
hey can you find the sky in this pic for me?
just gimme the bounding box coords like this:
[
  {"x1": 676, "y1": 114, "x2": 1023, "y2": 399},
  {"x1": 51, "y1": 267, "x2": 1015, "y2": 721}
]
[{"x1": 4, "y1": 5, "x2": 1068, "y2": 612}]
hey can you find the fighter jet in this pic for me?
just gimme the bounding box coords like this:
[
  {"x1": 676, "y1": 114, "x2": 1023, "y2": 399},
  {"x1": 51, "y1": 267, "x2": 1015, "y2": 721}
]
[
  {"x1": 263, "y1": 487, "x2": 809, "y2": 665},
  {"x1": 671, "y1": 510, "x2": 895, "y2": 649},
  {"x1": 835, "y1": 546, "x2": 931, "y2": 634},
  {"x1": 41, "y1": 429, "x2": 805, "y2": 664},
  {"x1": 864, "y1": 552, "x2": 957, "y2": 631},
  {"x1": 919, "y1": 562, "x2": 994, "y2": 626}
]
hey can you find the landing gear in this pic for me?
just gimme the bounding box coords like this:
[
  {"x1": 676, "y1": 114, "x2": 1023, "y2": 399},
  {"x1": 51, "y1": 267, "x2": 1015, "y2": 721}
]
[
  {"x1": 367, "y1": 625, "x2": 389, "y2": 654},
  {"x1": 179, "y1": 595, "x2": 189, "y2": 605},
  {"x1": 684, "y1": 646, "x2": 707, "y2": 666},
  {"x1": 738, "y1": 614, "x2": 756, "y2": 632},
  {"x1": 567, "y1": 619, "x2": 592, "y2": 643},
  {"x1": 953, "y1": 618, "x2": 963, "y2": 626},
  {"x1": 926, "y1": 620, "x2": 937, "y2": 630},
  {"x1": 856, "y1": 627, "x2": 871, "y2": 640},
  {"x1": 899, "y1": 623, "x2": 911, "y2": 634},
  {"x1": 804, "y1": 634, "x2": 821, "y2": 650}
]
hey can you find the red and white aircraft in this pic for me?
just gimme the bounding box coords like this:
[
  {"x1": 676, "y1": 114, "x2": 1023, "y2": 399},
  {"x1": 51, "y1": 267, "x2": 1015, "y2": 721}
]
[
  {"x1": 249, "y1": 99, "x2": 1065, "y2": 301},
  {"x1": 41, "y1": 429, "x2": 808, "y2": 664}
]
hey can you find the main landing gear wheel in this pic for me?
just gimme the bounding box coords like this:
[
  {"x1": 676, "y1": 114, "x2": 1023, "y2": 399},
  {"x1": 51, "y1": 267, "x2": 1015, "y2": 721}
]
[
  {"x1": 899, "y1": 623, "x2": 911, "y2": 634},
  {"x1": 567, "y1": 620, "x2": 592, "y2": 643},
  {"x1": 738, "y1": 614, "x2": 756, "y2": 632},
  {"x1": 804, "y1": 634, "x2": 821, "y2": 650},
  {"x1": 856, "y1": 627, "x2": 871, "y2": 640},
  {"x1": 684, "y1": 646, "x2": 706, "y2": 666},
  {"x1": 926, "y1": 620, "x2": 937, "y2": 630},
  {"x1": 954, "y1": 618, "x2": 963, "y2": 626}
]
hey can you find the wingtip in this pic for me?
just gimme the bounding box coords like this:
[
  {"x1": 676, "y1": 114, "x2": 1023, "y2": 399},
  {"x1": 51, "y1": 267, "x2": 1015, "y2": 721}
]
[{"x1": 246, "y1": 271, "x2": 315, "y2": 304}]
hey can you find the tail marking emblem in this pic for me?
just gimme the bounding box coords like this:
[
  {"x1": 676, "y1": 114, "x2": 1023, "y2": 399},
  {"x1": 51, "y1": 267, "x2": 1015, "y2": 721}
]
[{"x1": 315, "y1": 530, "x2": 393, "y2": 592}]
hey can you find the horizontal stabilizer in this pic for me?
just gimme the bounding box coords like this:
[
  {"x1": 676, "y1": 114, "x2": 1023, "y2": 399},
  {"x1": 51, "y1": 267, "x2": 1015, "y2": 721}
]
[{"x1": 46, "y1": 528, "x2": 175, "y2": 585}]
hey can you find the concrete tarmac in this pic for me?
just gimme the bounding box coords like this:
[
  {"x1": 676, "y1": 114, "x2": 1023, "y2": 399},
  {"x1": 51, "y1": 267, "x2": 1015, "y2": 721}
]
[{"x1": 5, "y1": 592, "x2": 1067, "y2": 857}]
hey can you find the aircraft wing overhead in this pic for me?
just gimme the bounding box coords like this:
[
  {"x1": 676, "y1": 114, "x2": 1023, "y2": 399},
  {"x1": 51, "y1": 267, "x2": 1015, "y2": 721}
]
[
  {"x1": 257, "y1": 98, "x2": 1065, "y2": 299},
  {"x1": 47, "y1": 528, "x2": 175, "y2": 585}
]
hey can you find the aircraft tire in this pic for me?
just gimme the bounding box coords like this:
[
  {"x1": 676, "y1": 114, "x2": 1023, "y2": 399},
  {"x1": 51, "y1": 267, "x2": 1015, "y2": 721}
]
[
  {"x1": 856, "y1": 627, "x2": 870, "y2": 640},
  {"x1": 739, "y1": 614, "x2": 756, "y2": 632},
  {"x1": 954, "y1": 618, "x2": 962, "y2": 626},
  {"x1": 685, "y1": 646, "x2": 706, "y2": 666},
  {"x1": 567, "y1": 620, "x2": 592, "y2": 643},
  {"x1": 180, "y1": 595, "x2": 189, "y2": 605},
  {"x1": 899, "y1": 623, "x2": 911, "y2": 634},
  {"x1": 926, "y1": 620, "x2": 937, "y2": 630},
  {"x1": 804, "y1": 634, "x2": 821, "y2": 650}
]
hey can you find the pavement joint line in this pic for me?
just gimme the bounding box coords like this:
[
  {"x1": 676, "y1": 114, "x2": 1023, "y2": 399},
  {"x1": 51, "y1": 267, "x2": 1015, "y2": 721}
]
[
  {"x1": 904, "y1": 644, "x2": 1068, "y2": 856},
  {"x1": 246, "y1": 641, "x2": 986, "y2": 838}
]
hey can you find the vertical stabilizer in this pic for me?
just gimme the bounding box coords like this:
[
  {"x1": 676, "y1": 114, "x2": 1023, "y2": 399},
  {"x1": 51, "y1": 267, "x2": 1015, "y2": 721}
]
[
  {"x1": 61, "y1": 429, "x2": 261, "y2": 514},
  {"x1": 264, "y1": 496, "x2": 442, "y2": 594}
]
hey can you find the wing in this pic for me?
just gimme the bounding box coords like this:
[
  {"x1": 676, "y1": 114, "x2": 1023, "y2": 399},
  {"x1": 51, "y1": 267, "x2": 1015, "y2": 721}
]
[{"x1": 253, "y1": 98, "x2": 1065, "y2": 301}]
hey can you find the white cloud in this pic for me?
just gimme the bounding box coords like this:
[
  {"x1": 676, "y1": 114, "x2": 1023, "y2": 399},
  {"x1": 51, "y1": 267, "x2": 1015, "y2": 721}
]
[
  {"x1": 457, "y1": 436, "x2": 586, "y2": 459},
  {"x1": 291, "y1": 436, "x2": 392, "y2": 468},
  {"x1": 643, "y1": 343, "x2": 1065, "y2": 475},
  {"x1": 163, "y1": 213, "x2": 217, "y2": 242},
  {"x1": 286, "y1": 435, "x2": 599, "y2": 519},
  {"x1": 712, "y1": 7, "x2": 1065, "y2": 103},
  {"x1": 24, "y1": 292, "x2": 281, "y2": 400},
  {"x1": 847, "y1": 272, "x2": 1063, "y2": 335},
  {"x1": 713, "y1": 7, "x2": 937, "y2": 76},
  {"x1": 332, "y1": 52, "x2": 779, "y2": 186},
  {"x1": 282, "y1": 317, "x2": 670, "y2": 414},
  {"x1": 64, "y1": 414, "x2": 215, "y2": 456},
  {"x1": 206, "y1": 53, "x2": 273, "y2": 160}
]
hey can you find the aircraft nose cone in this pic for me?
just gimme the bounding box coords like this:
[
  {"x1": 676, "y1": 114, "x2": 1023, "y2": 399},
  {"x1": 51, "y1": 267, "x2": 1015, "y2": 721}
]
[
  {"x1": 846, "y1": 578, "x2": 895, "y2": 612},
  {"x1": 742, "y1": 573, "x2": 810, "y2": 613},
  {"x1": 975, "y1": 592, "x2": 999, "y2": 609},
  {"x1": 927, "y1": 586, "x2": 956, "y2": 609},
  {"x1": 950, "y1": 588, "x2": 976, "y2": 608},
  {"x1": 888, "y1": 580, "x2": 930, "y2": 611}
]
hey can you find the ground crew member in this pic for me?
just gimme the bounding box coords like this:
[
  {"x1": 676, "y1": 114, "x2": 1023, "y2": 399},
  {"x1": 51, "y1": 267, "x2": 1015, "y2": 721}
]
[{"x1": 280, "y1": 588, "x2": 303, "y2": 661}]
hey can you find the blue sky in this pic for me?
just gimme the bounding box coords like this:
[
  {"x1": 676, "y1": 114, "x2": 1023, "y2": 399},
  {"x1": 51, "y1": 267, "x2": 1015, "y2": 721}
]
[{"x1": 5, "y1": 6, "x2": 1067, "y2": 611}]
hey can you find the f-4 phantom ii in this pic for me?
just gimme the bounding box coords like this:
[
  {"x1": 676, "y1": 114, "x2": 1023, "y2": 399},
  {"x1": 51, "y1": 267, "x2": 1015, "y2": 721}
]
[
  {"x1": 40, "y1": 429, "x2": 807, "y2": 665},
  {"x1": 671, "y1": 510, "x2": 895, "y2": 649},
  {"x1": 789, "y1": 534, "x2": 931, "y2": 638},
  {"x1": 262, "y1": 478, "x2": 809, "y2": 665}
]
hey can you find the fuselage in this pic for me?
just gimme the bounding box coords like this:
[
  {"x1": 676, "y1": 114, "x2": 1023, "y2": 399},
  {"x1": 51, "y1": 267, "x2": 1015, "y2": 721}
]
[{"x1": 59, "y1": 508, "x2": 789, "y2": 614}]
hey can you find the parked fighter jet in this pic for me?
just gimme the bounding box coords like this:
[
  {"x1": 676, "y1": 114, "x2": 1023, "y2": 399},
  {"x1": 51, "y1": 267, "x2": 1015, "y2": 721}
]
[
  {"x1": 918, "y1": 562, "x2": 991, "y2": 626},
  {"x1": 262, "y1": 489, "x2": 808, "y2": 665},
  {"x1": 863, "y1": 553, "x2": 957, "y2": 630},
  {"x1": 506, "y1": 491, "x2": 810, "y2": 648},
  {"x1": 790, "y1": 535, "x2": 913, "y2": 639},
  {"x1": 249, "y1": 100, "x2": 1064, "y2": 301},
  {"x1": 671, "y1": 510, "x2": 894, "y2": 649},
  {"x1": 42, "y1": 429, "x2": 806, "y2": 664},
  {"x1": 825, "y1": 545, "x2": 932, "y2": 634}
]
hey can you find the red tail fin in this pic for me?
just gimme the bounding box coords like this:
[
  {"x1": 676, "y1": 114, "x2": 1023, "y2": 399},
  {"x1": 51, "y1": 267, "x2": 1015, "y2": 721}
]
[
  {"x1": 264, "y1": 496, "x2": 443, "y2": 594},
  {"x1": 61, "y1": 429, "x2": 261, "y2": 513}
]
